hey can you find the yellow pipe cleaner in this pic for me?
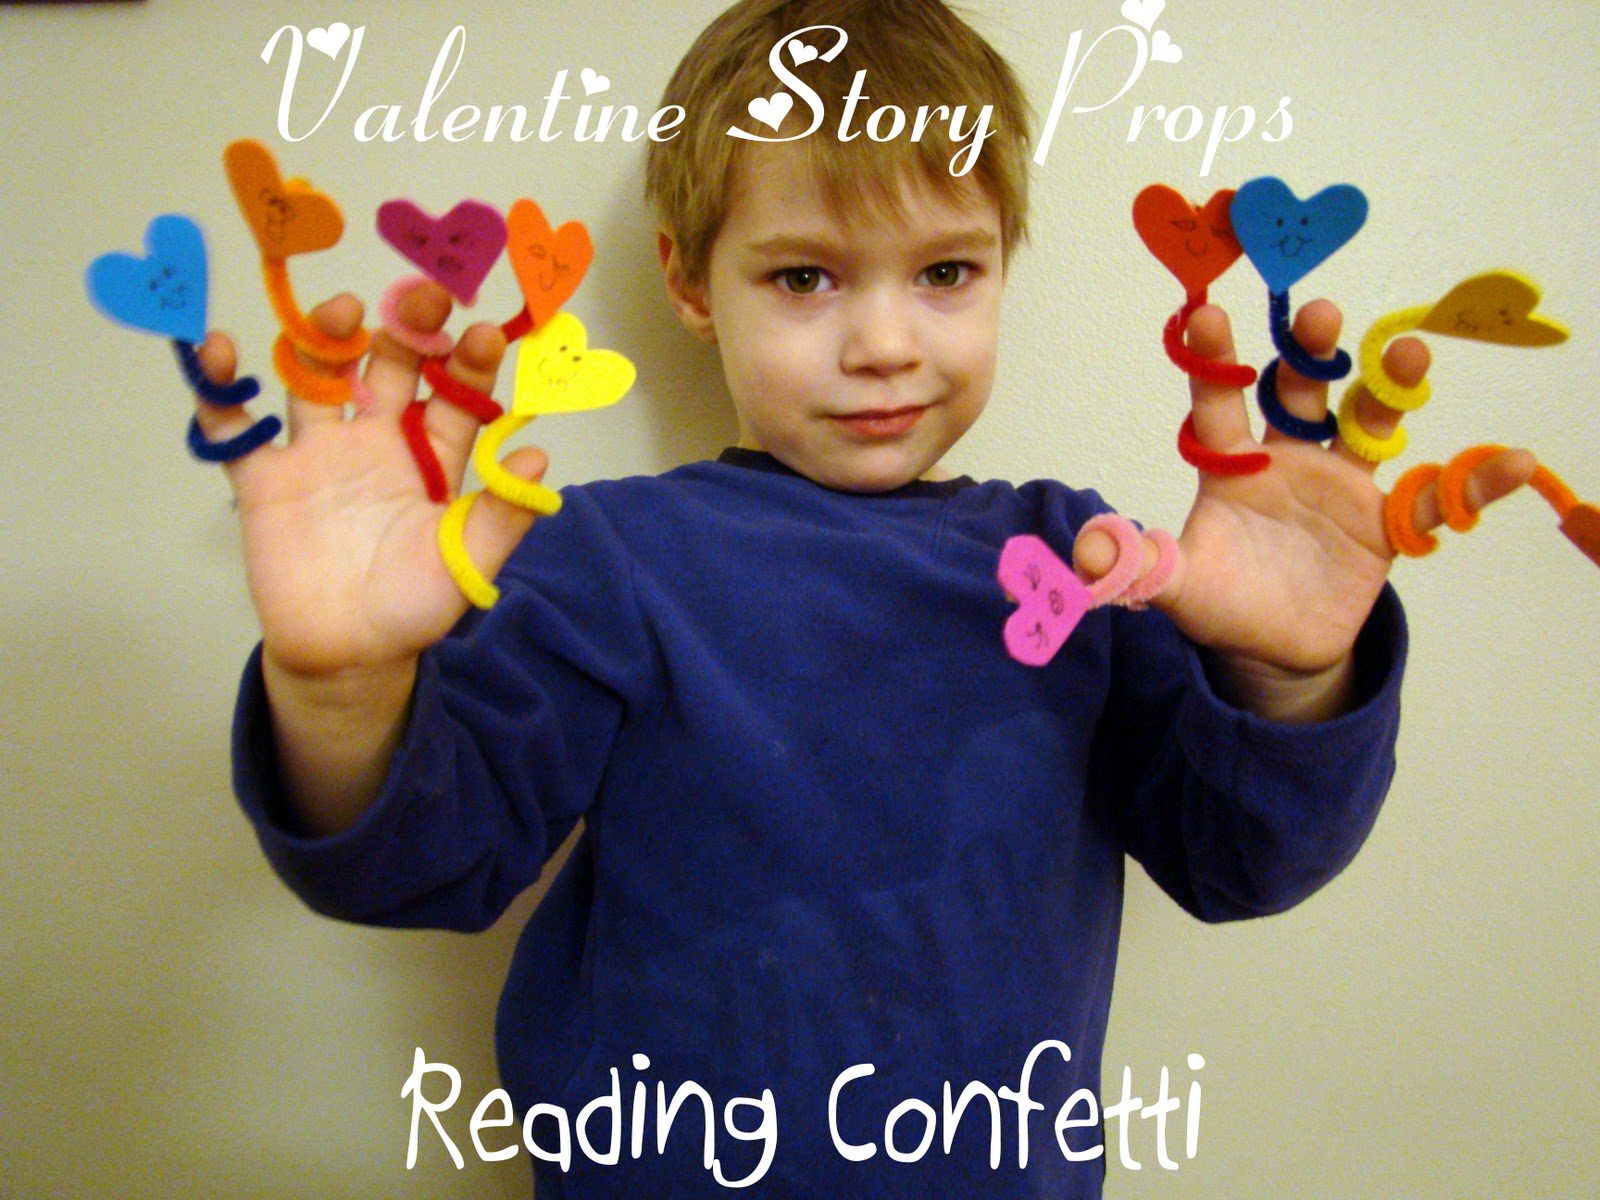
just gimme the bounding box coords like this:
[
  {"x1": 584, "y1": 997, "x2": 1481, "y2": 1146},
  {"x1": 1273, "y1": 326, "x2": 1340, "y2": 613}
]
[
  {"x1": 1357, "y1": 306, "x2": 1434, "y2": 413},
  {"x1": 437, "y1": 492, "x2": 502, "y2": 610},
  {"x1": 472, "y1": 412, "x2": 564, "y2": 517},
  {"x1": 437, "y1": 413, "x2": 565, "y2": 611},
  {"x1": 1337, "y1": 383, "x2": 1408, "y2": 464}
]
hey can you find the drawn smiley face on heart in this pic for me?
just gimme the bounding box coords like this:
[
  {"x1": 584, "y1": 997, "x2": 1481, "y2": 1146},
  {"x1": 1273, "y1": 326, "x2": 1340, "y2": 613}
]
[
  {"x1": 86, "y1": 213, "x2": 208, "y2": 343},
  {"x1": 376, "y1": 199, "x2": 508, "y2": 306},
  {"x1": 512, "y1": 312, "x2": 635, "y2": 417},
  {"x1": 506, "y1": 198, "x2": 594, "y2": 330},
  {"x1": 223, "y1": 138, "x2": 345, "y2": 258},
  {"x1": 1229, "y1": 177, "x2": 1368, "y2": 294},
  {"x1": 1418, "y1": 270, "x2": 1569, "y2": 348},
  {"x1": 996, "y1": 535, "x2": 1091, "y2": 668},
  {"x1": 1132, "y1": 185, "x2": 1242, "y2": 297}
]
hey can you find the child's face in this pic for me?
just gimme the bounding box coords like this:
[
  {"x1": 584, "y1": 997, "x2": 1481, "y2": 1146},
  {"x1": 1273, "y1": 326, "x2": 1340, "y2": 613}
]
[{"x1": 676, "y1": 146, "x2": 1005, "y2": 492}]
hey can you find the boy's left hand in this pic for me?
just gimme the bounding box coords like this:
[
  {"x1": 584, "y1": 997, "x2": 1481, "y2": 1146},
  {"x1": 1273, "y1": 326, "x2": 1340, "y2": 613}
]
[{"x1": 1077, "y1": 299, "x2": 1536, "y2": 723}]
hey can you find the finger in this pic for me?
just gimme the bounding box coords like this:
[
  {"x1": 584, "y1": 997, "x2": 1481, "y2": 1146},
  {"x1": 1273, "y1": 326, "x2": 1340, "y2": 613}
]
[
  {"x1": 464, "y1": 446, "x2": 553, "y2": 574},
  {"x1": 361, "y1": 279, "x2": 456, "y2": 419},
  {"x1": 419, "y1": 321, "x2": 510, "y2": 485},
  {"x1": 1185, "y1": 305, "x2": 1257, "y2": 453},
  {"x1": 1332, "y1": 336, "x2": 1431, "y2": 474},
  {"x1": 1072, "y1": 526, "x2": 1160, "y2": 592},
  {"x1": 1408, "y1": 447, "x2": 1538, "y2": 536},
  {"x1": 285, "y1": 293, "x2": 366, "y2": 437},
  {"x1": 1262, "y1": 298, "x2": 1339, "y2": 445},
  {"x1": 193, "y1": 330, "x2": 274, "y2": 486}
]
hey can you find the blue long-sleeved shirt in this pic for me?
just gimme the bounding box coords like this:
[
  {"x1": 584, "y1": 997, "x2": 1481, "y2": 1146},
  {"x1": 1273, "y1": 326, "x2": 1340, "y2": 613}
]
[{"x1": 233, "y1": 448, "x2": 1406, "y2": 1196}]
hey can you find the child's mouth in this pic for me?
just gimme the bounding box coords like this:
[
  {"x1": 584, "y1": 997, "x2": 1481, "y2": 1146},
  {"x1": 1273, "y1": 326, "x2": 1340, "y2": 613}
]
[{"x1": 831, "y1": 404, "x2": 927, "y2": 439}]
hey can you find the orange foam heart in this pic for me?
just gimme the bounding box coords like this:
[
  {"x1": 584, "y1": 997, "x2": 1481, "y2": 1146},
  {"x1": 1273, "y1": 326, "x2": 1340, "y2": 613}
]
[
  {"x1": 1559, "y1": 502, "x2": 1600, "y2": 569},
  {"x1": 1132, "y1": 185, "x2": 1241, "y2": 298},
  {"x1": 1418, "y1": 270, "x2": 1569, "y2": 348},
  {"x1": 223, "y1": 139, "x2": 345, "y2": 259},
  {"x1": 506, "y1": 199, "x2": 594, "y2": 331}
]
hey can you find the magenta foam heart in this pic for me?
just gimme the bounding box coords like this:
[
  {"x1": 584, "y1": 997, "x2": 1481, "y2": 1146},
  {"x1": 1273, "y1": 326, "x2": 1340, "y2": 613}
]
[
  {"x1": 376, "y1": 199, "x2": 508, "y2": 305},
  {"x1": 997, "y1": 535, "x2": 1091, "y2": 668}
]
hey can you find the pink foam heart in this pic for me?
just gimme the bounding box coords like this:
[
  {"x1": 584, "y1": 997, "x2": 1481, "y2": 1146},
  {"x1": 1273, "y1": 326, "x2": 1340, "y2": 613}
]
[
  {"x1": 997, "y1": 535, "x2": 1091, "y2": 668},
  {"x1": 376, "y1": 199, "x2": 507, "y2": 305}
]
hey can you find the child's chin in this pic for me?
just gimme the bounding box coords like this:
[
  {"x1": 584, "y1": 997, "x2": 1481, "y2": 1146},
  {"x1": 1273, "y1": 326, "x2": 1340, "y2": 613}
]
[{"x1": 819, "y1": 458, "x2": 929, "y2": 494}]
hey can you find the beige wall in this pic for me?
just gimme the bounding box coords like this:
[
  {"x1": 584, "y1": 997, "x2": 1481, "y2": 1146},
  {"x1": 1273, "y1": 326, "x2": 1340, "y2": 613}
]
[{"x1": 3, "y1": 1, "x2": 1595, "y2": 1195}]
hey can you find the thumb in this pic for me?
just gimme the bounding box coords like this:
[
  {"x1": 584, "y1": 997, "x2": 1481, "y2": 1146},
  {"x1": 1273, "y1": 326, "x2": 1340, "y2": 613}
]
[{"x1": 461, "y1": 445, "x2": 553, "y2": 577}]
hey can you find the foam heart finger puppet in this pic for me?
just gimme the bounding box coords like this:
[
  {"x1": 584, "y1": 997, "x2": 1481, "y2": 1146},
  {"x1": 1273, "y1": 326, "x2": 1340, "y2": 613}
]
[
  {"x1": 1230, "y1": 177, "x2": 1367, "y2": 294},
  {"x1": 512, "y1": 312, "x2": 635, "y2": 416},
  {"x1": 223, "y1": 138, "x2": 346, "y2": 258},
  {"x1": 1132, "y1": 185, "x2": 1242, "y2": 297},
  {"x1": 996, "y1": 535, "x2": 1092, "y2": 668},
  {"x1": 1418, "y1": 270, "x2": 1569, "y2": 348},
  {"x1": 506, "y1": 199, "x2": 594, "y2": 331},
  {"x1": 86, "y1": 214, "x2": 208, "y2": 343},
  {"x1": 376, "y1": 199, "x2": 507, "y2": 305}
]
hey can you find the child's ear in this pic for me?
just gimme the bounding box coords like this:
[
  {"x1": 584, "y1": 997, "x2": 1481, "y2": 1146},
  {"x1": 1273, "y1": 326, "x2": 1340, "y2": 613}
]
[{"x1": 659, "y1": 229, "x2": 717, "y2": 345}]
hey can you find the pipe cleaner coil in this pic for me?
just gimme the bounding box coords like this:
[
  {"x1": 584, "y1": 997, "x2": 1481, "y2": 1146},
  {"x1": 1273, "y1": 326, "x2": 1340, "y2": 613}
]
[
  {"x1": 473, "y1": 413, "x2": 563, "y2": 516},
  {"x1": 1177, "y1": 413, "x2": 1272, "y2": 476},
  {"x1": 261, "y1": 259, "x2": 369, "y2": 364},
  {"x1": 437, "y1": 492, "x2": 501, "y2": 610},
  {"x1": 1384, "y1": 462, "x2": 1443, "y2": 558},
  {"x1": 1256, "y1": 359, "x2": 1339, "y2": 443},
  {"x1": 174, "y1": 340, "x2": 260, "y2": 407},
  {"x1": 186, "y1": 412, "x2": 282, "y2": 463},
  {"x1": 1269, "y1": 291, "x2": 1353, "y2": 382},
  {"x1": 1385, "y1": 444, "x2": 1596, "y2": 566},
  {"x1": 1119, "y1": 527, "x2": 1179, "y2": 610},
  {"x1": 1336, "y1": 383, "x2": 1408, "y2": 464},
  {"x1": 381, "y1": 276, "x2": 456, "y2": 359},
  {"x1": 1075, "y1": 514, "x2": 1181, "y2": 610},
  {"x1": 1357, "y1": 306, "x2": 1434, "y2": 413},
  {"x1": 1163, "y1": 292, "x2": 1259, "y2": 389},
  {"x1": 1076, "y1": 514, "x2": 1147, "y2": 607},
  {"x1": 1437, "y1": 444, "x2": 1504, "y2": 533},
  {"x1": 437, "y1": 415, "x2": 563, "y2": 612}
]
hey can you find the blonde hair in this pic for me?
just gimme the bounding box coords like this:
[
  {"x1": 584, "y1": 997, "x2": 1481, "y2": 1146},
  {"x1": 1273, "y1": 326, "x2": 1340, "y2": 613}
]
[{"x1": 645, "y1": 0, "x2": 1031, "y2": 285}]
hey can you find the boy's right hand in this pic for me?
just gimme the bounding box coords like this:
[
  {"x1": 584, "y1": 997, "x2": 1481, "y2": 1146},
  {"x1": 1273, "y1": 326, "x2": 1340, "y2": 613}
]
[
  {"x1": 194, "y1": 283, "x2": 549, "y2": 833},
  {"x1": 195, "y1": 282, "x2": 545, "y2": 681}
]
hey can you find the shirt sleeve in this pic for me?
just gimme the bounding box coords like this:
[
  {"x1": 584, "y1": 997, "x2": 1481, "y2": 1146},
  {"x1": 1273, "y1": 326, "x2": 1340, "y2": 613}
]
[
  {"x1": 1093, "y1": 583, "x2": 1408, "y2": 922},
  {"x1": 229, "y1": 486, "x2": 660, "y2": 932}
]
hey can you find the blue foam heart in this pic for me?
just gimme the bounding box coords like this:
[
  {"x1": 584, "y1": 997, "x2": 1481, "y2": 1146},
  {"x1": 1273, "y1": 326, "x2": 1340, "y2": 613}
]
[
  {"x1": 1230, "y1": 178, "x2": 1367, "y2": 294},
  {"x1": 86, "y1": 214, "x2": 208, "y2": 343}
]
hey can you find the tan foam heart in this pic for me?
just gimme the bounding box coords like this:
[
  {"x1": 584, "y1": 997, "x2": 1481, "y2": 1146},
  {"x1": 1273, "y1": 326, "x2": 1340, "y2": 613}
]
[
  {"x1": 1559, "y1": 502, "x2": 1600, "y2": 569},
  {"x1": 1418, "y1": 270, "x2": 1568, "y2": 347},
  {"x1": 223, "y1": 139, "x2": 345, "y2": 258}
]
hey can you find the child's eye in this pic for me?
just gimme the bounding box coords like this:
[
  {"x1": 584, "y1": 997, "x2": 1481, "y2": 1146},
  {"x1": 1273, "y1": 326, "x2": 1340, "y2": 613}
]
[
  {"x1": 773, "y1": 267, "x2": 832, "y2": 295},
  {"x1": 920, "y1": 261, "x2": 972, "y2": 289}
]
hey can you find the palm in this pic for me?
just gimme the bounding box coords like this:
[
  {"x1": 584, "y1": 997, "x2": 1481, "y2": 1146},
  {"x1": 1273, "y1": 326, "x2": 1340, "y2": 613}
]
[
  {"x1": 196, "y1": 290, "x2": 539, "y2": 681},
  {"x1": 231, "y1": 419, "x2": 471, "y2": 676},
  {"x1": 1170, "y1": 441, "x2": 1392, "y2": 674}
]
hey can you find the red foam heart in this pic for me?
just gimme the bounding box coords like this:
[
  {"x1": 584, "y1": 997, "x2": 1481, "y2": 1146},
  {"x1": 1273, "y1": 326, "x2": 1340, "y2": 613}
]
[
  {"x1": 1559, "y1": 502, "x2": 1600, "y2": 569},
  {"x1": 1132, "y1": 185, "x2": 1241, "y2": 298},
  {"x1": 506, "y1": 199, "x2": 594, "y2": 331}
]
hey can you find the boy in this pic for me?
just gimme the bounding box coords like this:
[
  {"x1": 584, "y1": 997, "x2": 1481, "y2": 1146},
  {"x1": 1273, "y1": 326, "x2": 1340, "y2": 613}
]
[{"x1": 197, "y1": 0, "x2": 1533, "y2": 1193}]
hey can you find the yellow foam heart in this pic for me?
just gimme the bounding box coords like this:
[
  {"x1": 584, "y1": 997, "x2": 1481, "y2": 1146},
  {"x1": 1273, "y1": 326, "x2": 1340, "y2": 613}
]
[
  {"x1": 512, "y1": 312, "x2": 635, "y2": 416},
  {"x1": 1418, "y1": 270, "x2": 1569, "y2": 347}
]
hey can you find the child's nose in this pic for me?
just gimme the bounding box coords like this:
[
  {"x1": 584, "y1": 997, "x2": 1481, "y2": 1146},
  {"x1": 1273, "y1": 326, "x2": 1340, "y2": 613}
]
[{"x1": 840, "y1": 289, "x2": 922, "y2": 375}]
